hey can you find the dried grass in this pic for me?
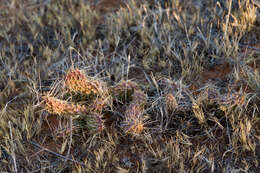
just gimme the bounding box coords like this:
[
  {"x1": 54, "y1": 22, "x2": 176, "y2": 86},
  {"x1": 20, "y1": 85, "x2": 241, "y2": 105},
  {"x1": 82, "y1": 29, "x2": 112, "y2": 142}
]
[{"x1": 0, "y1": 0, "x2": 259, "y2": 172}]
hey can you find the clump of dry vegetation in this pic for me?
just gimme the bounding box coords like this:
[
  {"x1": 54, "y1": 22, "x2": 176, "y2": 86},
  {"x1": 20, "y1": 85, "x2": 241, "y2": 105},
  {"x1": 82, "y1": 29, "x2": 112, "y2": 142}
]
[{"x1": 0, "y1": 0, "x2": 259, "y2": 172}]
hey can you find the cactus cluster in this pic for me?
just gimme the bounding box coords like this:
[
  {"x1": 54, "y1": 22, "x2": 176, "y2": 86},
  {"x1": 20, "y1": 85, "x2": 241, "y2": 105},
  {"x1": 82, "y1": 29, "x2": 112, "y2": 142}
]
[{"x1": 41, "y1": 68, "x2": 147, "y2": 135}]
